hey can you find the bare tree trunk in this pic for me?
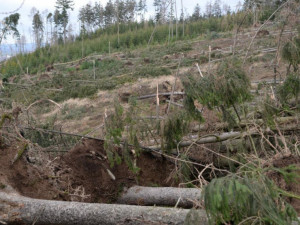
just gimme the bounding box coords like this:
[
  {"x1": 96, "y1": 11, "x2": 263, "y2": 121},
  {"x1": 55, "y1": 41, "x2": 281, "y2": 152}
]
[
  {"x1": 118, "y1": 186, "x2": 202, "y2": 208},
  {"x1": 0, "y1": 190, "x2": 208, "y2": 225},
  {"x1": 64, "y1": 20, "x2": 67, "y2": 44},
  {"x1": 149, "y1": 123, "x2": 300, "y2": 150},
  {"x1": 116, "y1": 0, "x2": 120, "y2": 46},
  {"x1": 181, "y1": 0, "x2": 184, "y2": 37},
  {"x1": 175, "y1": 0, "x2": 178, "y2": 39}
]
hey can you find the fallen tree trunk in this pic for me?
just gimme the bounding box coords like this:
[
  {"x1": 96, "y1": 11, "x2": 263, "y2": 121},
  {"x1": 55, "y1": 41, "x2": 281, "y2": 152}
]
[
  {"x1": 0, "y1": 190, "x2": 208, "y2": 225},
  {"x1": 148, "y1": 131, "x2": 244, "y2": 151},
  {"x1": 118, "y1": 186, "x2": 202, "y2": 208},
  {"x1": 149, "y1": 123, "x2": 300, "y2": 151},
  {"x1": 137, "y1": 92, "x2": 185, "y2": 100},
  {"x1": 192, "y1": 116, "x2": 298, "y2": 132}
]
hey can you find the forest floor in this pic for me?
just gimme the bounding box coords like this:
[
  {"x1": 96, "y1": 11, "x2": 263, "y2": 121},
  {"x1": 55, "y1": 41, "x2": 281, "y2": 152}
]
[{"x1": 1, "y1": 24, "x2": 300, "y2": 216}]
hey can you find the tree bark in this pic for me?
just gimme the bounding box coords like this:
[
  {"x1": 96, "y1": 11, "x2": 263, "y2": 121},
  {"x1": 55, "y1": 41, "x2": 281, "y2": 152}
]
[
  {"x1": 0, "y1": 190, "x2": 208, "y2": 225},
  {"x1": 118, "y1": 186, "x2": 202, "y2": 208}
]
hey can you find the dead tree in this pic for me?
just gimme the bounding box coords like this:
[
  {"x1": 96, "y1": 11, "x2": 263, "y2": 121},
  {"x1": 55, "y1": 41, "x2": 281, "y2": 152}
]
[
  {"x1": 118, "y1": 186, "x2": 202, "y2": 208},
  {"x1": 0, "y1": 189, "x2": 208, "y2": 225}
]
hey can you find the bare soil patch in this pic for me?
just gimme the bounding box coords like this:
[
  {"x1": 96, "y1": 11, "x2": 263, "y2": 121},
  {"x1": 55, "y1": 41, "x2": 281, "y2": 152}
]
[{"x1": 0, "y1": 139, "x2": 176, "y2": 204}]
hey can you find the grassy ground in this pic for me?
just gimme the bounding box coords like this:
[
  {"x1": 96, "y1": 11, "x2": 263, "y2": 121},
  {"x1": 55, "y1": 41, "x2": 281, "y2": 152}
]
[{"x1": 0, "y1": 24, "x2": 290, "y2": 136}]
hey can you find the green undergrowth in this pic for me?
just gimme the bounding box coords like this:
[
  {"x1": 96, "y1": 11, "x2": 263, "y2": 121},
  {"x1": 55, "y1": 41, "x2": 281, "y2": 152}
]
[
  {"x1": 204, "y1": 174, "x2": 299, "y2": 225},
  {"x1": 0, "y1": 13, "x2": 245, "y2": 78},
  {"x1": 23, "y1": 115, "x2": 79, "y2": 148},
  {"x1": 1, "y1": 39, "x2": 200, "y2": 106},
  {"x1": 182, "y1": 58, "x2": 252, "y2": 127}
]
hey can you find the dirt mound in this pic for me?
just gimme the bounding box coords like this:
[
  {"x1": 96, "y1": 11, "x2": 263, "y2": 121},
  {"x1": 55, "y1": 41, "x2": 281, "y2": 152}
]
[
  {"x1": 0, "y1": 143, "x2": 60, "y2": 200},
  {"x1": 0, "y1": 139, "x2": 176, "y2": 204},
  {"x1": 60, "y1": 139, "x2": 176, "y2": 203},
  {"x1": 2, "y1": 139, "x2": 300, "y2": 214}
]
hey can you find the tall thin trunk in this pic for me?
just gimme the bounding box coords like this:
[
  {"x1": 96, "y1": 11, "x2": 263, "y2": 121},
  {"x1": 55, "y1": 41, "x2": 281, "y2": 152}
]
[
  {"x1": 64, "y1": 20, "x2": 67, "y2": 44},
  {"x1": 181, "y1": 0, "x2": 184, "y2": 37},
  {"x1": 116, "y1": 0, "x2": 120, "y2": 46},
  {"x1": 50, "y1": 22, "x2": 53, "y2": 46},
  {"x1": 171, "y1": 0, "x2": 174, "y2": 39},
  {"x1": 175, "y1": 0, "x2": 178, "y2": 39}
]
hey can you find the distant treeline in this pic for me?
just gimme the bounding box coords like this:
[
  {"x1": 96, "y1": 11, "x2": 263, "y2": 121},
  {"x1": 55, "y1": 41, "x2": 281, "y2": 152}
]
[{"x1": 0, "y1": 0, "x2": 284, "y2": 77}]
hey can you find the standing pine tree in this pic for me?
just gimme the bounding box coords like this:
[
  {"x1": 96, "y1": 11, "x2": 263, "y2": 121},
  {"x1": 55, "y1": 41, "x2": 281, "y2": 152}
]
[
  {"x1": 55, "y1": 0, "x2": 74, "y2": 44},
  {"x1": 93, "y1": 2, "x2": 105, "y2": 29},
  {"x1": 205, "y1": 1, "x2": 213, "y2": 18},
  {"x1": 104, "y1": 0, "x2": 115, "y2": 27},
  {"x1": 212, "y1": 0, "x2": 222, "y2": 17},
  {"x1": 78, "y1": 3, "x2": 95, "y2": 34},
  {"x1": 154, "y1": 0, "x2": 167, "y2": 24},
  {"x1": 137, "y1": 0, "x2": 147, "y2": 21},
  {"x1": 53, "y1": 9, "x2": 61, "y2": 44},
  {"x1": 125, "y1": 0, "x2": 136, "y2": 23},
  {"x1": 191, "y1": 4, "x2": 201, "y2": 21},
  {"x1": 32, "y1": 11, "x2": 44, "y2": 49},
  {"x1": 46, "y1": 12, "x2": 53, "y2": 45}
]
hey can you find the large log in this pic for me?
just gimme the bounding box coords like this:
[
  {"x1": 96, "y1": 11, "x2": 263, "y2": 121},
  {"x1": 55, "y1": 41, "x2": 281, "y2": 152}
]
[
  {"x1": 0, "y1": 190, "x2": 208, "y2": 225},
  {"x1": 192, "y1": 116, "x2": 298, "y2": 132},
  {"x1": 149, "y1": 123, "x2": 300, "y2": 151},
  {"x1": 118, "y1": 186, "x2": 202, "y2": 208}
]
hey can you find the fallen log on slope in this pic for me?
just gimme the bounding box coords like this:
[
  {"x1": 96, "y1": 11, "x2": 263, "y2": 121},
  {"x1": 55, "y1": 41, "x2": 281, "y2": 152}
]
[
  {"x1": 149, "y1": 123, "x2": 300, "y2": 151},
  {"x1": 0, "y1": 190, "x2": 208, "y2": 225},
  {"x1": 118, "y1": 186, "x2": 202, "y2": 208},
  {"x1": 148, "y1": 131, "x2": 244, "y2": 151},
  {"x1": 137, "y1": 92, "x2": 185, "y2": 100},
  {"x1": 192, "y1": 116, "x2": 298, "y2": 132}
]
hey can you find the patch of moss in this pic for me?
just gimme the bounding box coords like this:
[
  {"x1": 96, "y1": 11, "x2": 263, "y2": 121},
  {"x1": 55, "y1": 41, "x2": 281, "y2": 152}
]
[
  {"x1": 0, "y1": 114, "x2": 12, "y2": 128},
  {"x1": 0, "y1": 183, "x2": 6, "y2": 189},
  {"x1": 16, "y1": 143, "x2": 28, "y2": 161}
]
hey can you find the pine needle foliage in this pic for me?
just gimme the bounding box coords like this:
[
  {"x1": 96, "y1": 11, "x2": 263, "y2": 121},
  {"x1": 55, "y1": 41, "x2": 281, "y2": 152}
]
[
  {"x1": 183, "y1": 95, "x2": 203, "y2": 121},
  {"x1": 282, "y1": 37, "x2": 300, "y2": 72},
  {"x1": 123, "y1": 98, "x2": 142, "y2": 174},
  {"x1": 261, "y1": 96, "x2": 282, "y2": 127},
  {"x1": 278, "y1": 73, "x2": 300, "y2": 104},
  {"x1": 203, "y1": 175, "x2": 298, "y2": 225},
  {"x1": 183, "y1": 58, "x2": 251, "y2": 125},
  {"x1": 162, "y1": 111, "x2": 190, "y2": 152},
  {"x1": 104, "y1": 99, "x2": 141, "y2": 173},
  {"x1": 177, "y1": 154, "x2": 194, "y2": 184},
  {"x1": 272, "y1": 165, "x2": 300, "y2": 184},
  {"x1": 104, "y1": 100, "x2": 124, "y2": 167}
]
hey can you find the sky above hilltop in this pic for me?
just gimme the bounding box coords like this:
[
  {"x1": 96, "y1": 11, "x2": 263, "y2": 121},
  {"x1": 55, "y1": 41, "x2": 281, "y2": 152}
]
[{"x1": 0, "y1": 0, "x2": 242, "y2": 45}]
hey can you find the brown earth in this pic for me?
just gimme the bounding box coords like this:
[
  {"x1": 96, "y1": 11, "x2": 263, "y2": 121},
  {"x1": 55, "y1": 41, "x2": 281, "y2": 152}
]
[
  {"x1": 1, "y1": 130, "x2": 300, "y2": 216},
  {"x1": 0, "y1": 139, "x2": 176, "y2": 203},
  {"x1": 60, "y1": 139, "x2": 176, "y2": 203}
]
